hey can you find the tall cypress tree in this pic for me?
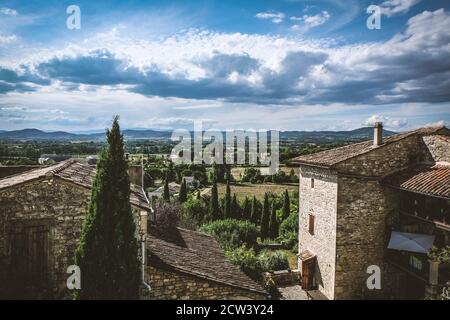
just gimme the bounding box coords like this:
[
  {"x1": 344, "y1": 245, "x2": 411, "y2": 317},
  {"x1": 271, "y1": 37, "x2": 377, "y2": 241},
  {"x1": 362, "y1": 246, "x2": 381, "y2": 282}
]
[
  {"x1": 282, "y1": 190, "x2": 290, "y2": 221},
  {"x1": 75, "y1": 116, "x2": 140, "y2": 299},
  {"x1": 260, "y1": 193, "x2": 270, "y2": 240},
  {"x1": 209, "y1": 180, "x2": 220, "y2": 221},
  {"x1": 242, "y1": 196, "x2": 251, "y2": 221},
  {"x1": 231, "y1": 194, "x2": 240, "y2": 219},
  {"x1": 269, "y1": 201, "x2": 279, "y2": 240},
  {"x1": 250, "y1": 196, "x2": 259, "y2": 224},
  {"x1": 163, "y1": 174, "x2": 170, "y2": 202},
  {"x1": 178, "y1": 179, "x2": 187, "y2": 203},
  {"x1": 224, "y1": 179, "x2": 231, "y2": 219}
]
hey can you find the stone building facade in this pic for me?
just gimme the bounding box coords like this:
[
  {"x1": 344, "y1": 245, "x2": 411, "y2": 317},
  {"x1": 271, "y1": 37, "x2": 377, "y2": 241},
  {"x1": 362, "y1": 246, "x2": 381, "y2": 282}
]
[
  {"x1": 0, "y1": 160, "x2": 266, "y2": 299},
  {"x1": 142, "y1": 266, "x2": 265, "y2": 300},
  {"x1": 0, "y1": 161, "x2": 148, "y2": 298},
  {"x1": 293, "y1": 124, "x2": 450, "y2": 300}
]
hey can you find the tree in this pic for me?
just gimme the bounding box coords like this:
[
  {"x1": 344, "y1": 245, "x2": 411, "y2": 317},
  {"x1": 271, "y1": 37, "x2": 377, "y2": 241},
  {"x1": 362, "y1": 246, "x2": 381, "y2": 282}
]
[
  {"x1": 242, "y1": 197, "x2": 251, "y2": 221},
  {"x1": 178, "y1": 178, "x2": 187, "y2": 203},
  {"x1": 250, "y1": 196, "x2": 259, "y2": 224},
  {"x1": 269, "y1": 201, "x2": 279, "y2": 240},
  {"x1": 231, "y1": 194, "x2": 240, "y2": 219},
  {"x1": 163, "y1": 173, "x2": 170, "y2": 202},
  {"x1": 74, "y1": 116, "x2": 140, "y2": 299},
  {"x1": 260, "y1": 193, "x2": 270, "y2": 240},
  {"x1": 209, "y1": 180, "x2": 220, "y2": 221},
  {"x1": 282, "y1": 190, "x2": 290, "y2": 221},
  {"x1": 224, "y1": 179, "x2": 231, "y2": 219},
  {"x1": 212, "y1": 162, "x2": 226, "y2": 183}
]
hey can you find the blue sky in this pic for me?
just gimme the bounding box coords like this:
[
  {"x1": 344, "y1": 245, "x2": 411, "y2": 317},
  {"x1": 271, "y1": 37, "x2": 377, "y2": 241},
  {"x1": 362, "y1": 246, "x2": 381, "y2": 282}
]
[{"x1": 0, "y1": 0, "x2": 449, "y2": 132}]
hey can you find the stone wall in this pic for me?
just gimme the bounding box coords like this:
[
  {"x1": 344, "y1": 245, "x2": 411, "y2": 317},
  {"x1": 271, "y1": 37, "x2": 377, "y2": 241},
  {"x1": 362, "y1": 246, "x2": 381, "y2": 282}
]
[
  {"x1": 420, "y1": 135, "x2": 450, "y2": 164},
  {"x1": 263, "y1": 269, "x2": 300, "y2": 287},
  {"x1": 335, "y1": 135, "x2": 421, "y2": 176},
  {"x1": 334, "y1": 176, "x2": 399, "y2": 299},
  {"x1": 142, "y1": 265, "x2": 266, "y2": 300},
  {"x1": 298, "y1": 166, "x2": 338, "y2": 300},
  {"x1": 0, "y1": 177, "x2": 143, "y2": 299}
]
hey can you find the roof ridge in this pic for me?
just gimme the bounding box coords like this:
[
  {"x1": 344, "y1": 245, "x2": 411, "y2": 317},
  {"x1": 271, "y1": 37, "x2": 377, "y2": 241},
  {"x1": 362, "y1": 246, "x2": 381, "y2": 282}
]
[{"x1": 48, "y1": 159, "x2": 76, "y2": 175}]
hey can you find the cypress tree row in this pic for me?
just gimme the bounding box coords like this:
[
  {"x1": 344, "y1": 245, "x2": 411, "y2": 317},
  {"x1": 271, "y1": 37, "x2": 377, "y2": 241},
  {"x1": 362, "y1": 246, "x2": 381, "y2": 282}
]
[
  {"x1": 260, "y1": 193, "x2": 270, "y2": 240},
  {"x1": 209, "y1": 179, "x2": 220, "y2": 221},
  {"x1": 163, "y1": 174, "x2": 170, "y2": 202},
  {"x1": 231, "y1": 194, "x2": 240, "y2": 219},
  {"x1": 178, "y1": 178, "x2": 187, "y2": 203},
  {"x1": 224, "y1": 179, "x2": 231, "y2": 219},
  {"x1": 282, "y1": 189, "x2": 290, "y2": 221},
  {"x1": 250, "y1": 196, "x2": 259, "y2": 224},
  {"x1": 75, "y1": 116, "x2": 140, "y2": 299},
  {"x1": 242, "y1": 196, "x2": 251, "y2": 221},
  {"x1": 269, "y1": 201, "x2": 279, "y2": 240}
]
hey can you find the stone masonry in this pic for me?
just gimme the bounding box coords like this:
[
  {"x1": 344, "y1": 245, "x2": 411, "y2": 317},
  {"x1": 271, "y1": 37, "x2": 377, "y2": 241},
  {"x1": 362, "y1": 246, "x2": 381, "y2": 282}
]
[
  {"x1": 142, "y1": 266, "x2": 266, "y2": 300},
  {"x1": 0, "y1": 176, "x2": 143, "y2": 298}
]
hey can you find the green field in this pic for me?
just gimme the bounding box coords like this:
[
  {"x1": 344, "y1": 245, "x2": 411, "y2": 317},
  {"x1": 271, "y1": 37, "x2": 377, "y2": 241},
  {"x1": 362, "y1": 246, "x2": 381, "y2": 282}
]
[{"x1": 210, "y1": 182, "x2": 298, "y2": 201}]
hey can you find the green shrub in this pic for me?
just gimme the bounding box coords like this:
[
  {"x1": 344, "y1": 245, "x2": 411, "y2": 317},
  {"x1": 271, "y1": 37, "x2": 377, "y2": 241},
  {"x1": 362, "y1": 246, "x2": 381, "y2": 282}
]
[
  {"x1": 278, "y1": 212, "x2": 298, "y2": 248},
  {"x1": 225, "y1": 247, "x2": 262, "y2": 281},
  {"x1": 258, "y1": 250, "x2": 289, "y2": 272},
  {"x1": 200, "y1": 219, "x2": 258, "y2": 250}
]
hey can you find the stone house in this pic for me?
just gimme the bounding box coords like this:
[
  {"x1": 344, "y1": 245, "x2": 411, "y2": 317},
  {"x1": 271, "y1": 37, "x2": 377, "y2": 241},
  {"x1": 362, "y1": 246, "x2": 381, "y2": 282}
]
[
  {"x1": 143, "y1": 227, "x2": 266, "y2": 299},
  {"x1": 292, "y1": 123, "x2": 450, "y2": 300},
  {"x1": 0, "y1": 160, "x2": 266, "y2": 299}
]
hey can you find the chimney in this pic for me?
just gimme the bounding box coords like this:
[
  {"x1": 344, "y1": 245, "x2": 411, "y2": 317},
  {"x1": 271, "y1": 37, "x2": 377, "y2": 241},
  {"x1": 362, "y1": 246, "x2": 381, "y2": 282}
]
[
  {"x1": 373, "y1": 122, "x2": 383, "y2": 146},
  {"x1": 128, "y1": 164, "x2": 143, "y2": 187}
]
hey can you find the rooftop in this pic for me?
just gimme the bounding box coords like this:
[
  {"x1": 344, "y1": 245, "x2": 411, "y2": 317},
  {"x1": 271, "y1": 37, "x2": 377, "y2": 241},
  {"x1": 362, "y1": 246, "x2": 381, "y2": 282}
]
[
  {"x1": 146, "y1": 227, "x2": 267, "y2": 295},
  {"x1": 384, "y1": 164, "x2": 450, "y2": 199},
  {"x1": 291, "y1": 125, "x2": 449, "y2": 168},
  {"x1": 0, "y1": 160, "x2": 150, "y2": 210}
]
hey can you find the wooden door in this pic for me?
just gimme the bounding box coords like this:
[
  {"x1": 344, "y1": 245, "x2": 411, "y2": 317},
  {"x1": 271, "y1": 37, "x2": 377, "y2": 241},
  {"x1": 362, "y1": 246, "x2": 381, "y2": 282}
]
[
  {"x1": 302, "y1": 259, "x2": 315, "y2": 290},
  {"x1": 8, "y1": 222, "x2": 50, "y2": 297}
]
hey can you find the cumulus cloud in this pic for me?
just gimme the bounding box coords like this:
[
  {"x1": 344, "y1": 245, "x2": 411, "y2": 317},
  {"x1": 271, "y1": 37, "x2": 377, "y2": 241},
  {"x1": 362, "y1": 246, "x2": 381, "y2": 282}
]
[
  {"x1": 0, "y1": 34, "x2": 17, "y2": 45},
  {"x1": 364, "y1": 114, "x2": 408, "y2": 128},
  {"x1": 0, "y1": 7, "x2": 17, "y2": 16},
  {"x1": 255, "y1": 12, "x2": 285, "y2": 24},
  {"x1": 290, "y1": 11, "x2": 331, "y2": 31},
  {"x1": 0, "y1": 9, "x2": 449, "y2": 107},
  {"x1": 380, "y1": 0, "x2": 422, "y2": 17}
]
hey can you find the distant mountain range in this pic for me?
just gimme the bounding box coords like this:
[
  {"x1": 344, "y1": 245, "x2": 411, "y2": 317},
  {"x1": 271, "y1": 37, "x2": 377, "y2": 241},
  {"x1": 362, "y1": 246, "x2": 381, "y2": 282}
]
[{"x1": 0, "y1": 127, "x2": 396, "y2": 142}]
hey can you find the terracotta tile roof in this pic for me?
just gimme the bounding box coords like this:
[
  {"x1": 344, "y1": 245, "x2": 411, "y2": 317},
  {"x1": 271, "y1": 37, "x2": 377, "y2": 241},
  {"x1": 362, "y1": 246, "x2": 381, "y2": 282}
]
[
  {"x1": 0, "y1": 160, "x2": 150, "y2": 210},
  {"x1": 291, "y1": 126, "x2": 449, "y2": 168},
  {"x1": 146, "y1": 227, "x2": 267, "y2": 295},
  {"x1": 384, "y1": 164, "x2": 450, "y2": 199}
]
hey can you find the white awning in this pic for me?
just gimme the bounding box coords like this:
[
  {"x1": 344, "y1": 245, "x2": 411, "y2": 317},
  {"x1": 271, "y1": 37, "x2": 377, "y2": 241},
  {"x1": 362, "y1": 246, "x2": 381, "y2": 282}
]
[{"x1": 387, "y1": 231, "x2": 435, "y2": 254}]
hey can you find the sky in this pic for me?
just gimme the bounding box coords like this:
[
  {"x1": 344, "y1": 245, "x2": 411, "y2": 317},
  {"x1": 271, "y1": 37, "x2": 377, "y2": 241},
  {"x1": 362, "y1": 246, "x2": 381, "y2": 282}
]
[{"x1": 0, "y1": 0, "x2": 449, "y2": 132}]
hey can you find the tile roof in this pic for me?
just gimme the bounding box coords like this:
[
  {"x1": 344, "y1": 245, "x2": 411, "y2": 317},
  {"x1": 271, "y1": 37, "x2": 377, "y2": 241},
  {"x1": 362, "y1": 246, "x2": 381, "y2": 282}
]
[
  {"x1": 291, "y1": 126, "x2": 449, "y2": 168},
  {"x1": 384, "y1": 164, "x2": 450, "y2": 199},
  {"x1": 146, "y1": 227, "x2": 267, "y2": 295},
  {"x1": 0, "y1": 160, "x2": 150, "y2": 210}
]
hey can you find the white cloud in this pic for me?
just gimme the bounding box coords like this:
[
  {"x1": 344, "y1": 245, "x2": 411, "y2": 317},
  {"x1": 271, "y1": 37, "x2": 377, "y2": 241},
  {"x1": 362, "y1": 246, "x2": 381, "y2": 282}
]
[
  {"x1": 290, "y1": 11, "x2": 330, "y2": 32},
  {"x1": 0, "y1": 34, "x2": 17, "y2": 45},
  {"x1": 364, "y1": 114, "x2": 408, "y2": 128},
  {"x1": 380, "y1": 0, "x2": 422, "y2": 17},
  {"x1": 255, "y1": 12, "x2": 285, "y2": 24},
  {"x1": 0, "y1": 7, "x2": 18, "y2": 16}
]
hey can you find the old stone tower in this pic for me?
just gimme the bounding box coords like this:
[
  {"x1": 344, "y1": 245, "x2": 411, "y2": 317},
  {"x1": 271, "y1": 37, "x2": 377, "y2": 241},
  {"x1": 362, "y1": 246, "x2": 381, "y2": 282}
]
[{"x1": 292, "y1": 124, "x2": 450, "y2": 299}]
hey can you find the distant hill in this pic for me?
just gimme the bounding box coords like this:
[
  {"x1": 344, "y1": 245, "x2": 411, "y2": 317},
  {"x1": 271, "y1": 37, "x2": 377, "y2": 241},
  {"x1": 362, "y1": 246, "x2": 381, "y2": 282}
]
[
  {"x1": 0, "y1": 128, "x2": 172, "y2": 141},
  {"x1": 280, "y1": 127, "x2": 396, "y2": 142},
  {"x1": 0, "y1": 127, "x2": 396, "y2": 142}
]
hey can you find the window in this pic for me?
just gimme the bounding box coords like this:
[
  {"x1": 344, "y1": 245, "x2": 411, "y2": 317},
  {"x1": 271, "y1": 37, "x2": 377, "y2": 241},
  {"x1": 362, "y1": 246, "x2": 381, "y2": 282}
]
[
  {"x1": 311, "y1": 178, "x2": 315, "y2": 188},
  {"x1": 308, "y1": 214, "x2": 315, "y2": 235}
]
